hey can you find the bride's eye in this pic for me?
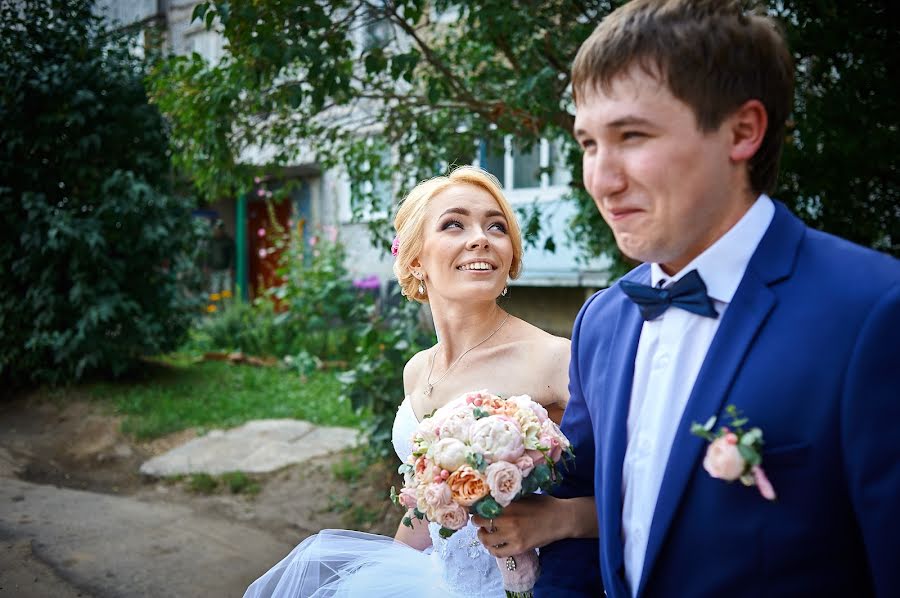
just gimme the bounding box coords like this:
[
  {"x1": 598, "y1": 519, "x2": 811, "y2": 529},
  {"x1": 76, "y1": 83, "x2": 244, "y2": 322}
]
[
  {"x1": 489, "y1": 222, "x2": 508, "y2": 233},
  {"x1": 441, "y1": 219, "x2": 463, "y2": 230}
]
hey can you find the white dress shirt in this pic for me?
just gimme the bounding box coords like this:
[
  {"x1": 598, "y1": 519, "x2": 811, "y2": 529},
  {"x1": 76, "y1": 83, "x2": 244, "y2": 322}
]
[{"x1": 621, "y1": 195, "x2": 775, "y2": 595}]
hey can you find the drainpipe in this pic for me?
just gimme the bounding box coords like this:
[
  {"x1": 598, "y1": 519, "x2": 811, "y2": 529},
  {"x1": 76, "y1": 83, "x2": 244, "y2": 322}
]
[{"x1": 235, "y1": 192, "x2": 248, "y2": 301}]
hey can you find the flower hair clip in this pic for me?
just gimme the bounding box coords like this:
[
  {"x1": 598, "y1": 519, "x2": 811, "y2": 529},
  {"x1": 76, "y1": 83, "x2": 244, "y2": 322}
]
[
  {"x1": 691, "y1": 405, "x2": 776, "y2": 501},
  {"x1": 391, "y1": 235, "x2": 400, "y2": 257}
]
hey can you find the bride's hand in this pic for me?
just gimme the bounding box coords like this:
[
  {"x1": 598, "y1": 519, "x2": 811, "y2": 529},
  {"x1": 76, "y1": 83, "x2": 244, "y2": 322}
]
[
  {"x1": 473, "y1": 495, "x2": 598, "y2": 558},
  {"x1": 472, "y1": 495, "x2": 564, "y2": 557}
]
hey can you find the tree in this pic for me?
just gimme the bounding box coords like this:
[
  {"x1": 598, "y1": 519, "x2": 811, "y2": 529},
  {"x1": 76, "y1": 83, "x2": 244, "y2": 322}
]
[
  {"x1": 0, "y1": 0, "x2": 204, "y2": 388},
  {"x1": 150, "y1": 0, "x2": 897, "y2": 269}
]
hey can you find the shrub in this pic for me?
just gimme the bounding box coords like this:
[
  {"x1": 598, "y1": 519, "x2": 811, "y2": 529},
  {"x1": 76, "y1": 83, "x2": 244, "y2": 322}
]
[
  {"x1": 338, "y1": 289, "x2": 435, "y2": 459},
  {"x1": 268, "y1": 223, "x2": 373, "y2": 362},
  {"x1": 0, "y1": 0, "x2": 203, "y2": 387}
]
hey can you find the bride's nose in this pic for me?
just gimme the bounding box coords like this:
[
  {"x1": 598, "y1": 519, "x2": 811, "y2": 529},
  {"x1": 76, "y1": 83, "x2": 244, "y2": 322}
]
[{"x1": 467, "y1": 229, "x2": 489, "y2": 249}]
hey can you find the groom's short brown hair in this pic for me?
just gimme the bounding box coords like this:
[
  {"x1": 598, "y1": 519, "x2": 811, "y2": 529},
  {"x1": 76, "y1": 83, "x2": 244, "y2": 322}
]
[{"x1": 572, "y1": 0, "x2": 794, "y2": 195}]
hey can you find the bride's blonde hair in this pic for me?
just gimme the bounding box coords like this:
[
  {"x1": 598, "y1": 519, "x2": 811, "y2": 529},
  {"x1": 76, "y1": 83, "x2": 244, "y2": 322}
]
[{"x1": 393, "y1": 166, "x2": 523, "y2": 303}]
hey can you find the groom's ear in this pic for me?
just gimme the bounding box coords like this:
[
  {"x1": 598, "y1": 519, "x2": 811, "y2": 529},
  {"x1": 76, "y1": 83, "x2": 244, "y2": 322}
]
[{"x1": 727, "y1": 99, "x2": 768, "y2": 164}]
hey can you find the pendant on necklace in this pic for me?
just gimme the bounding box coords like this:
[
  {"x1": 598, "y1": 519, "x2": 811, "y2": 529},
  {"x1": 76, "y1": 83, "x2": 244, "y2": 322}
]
[{"x1": 424, "y1": 384, "x2": 433, "y2": 397}]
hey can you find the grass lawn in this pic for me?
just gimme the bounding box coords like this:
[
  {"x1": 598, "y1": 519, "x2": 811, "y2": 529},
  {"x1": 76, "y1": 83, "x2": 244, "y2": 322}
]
[{"x1": 86, "y1": 356, "x2": 363, "y2": 439}]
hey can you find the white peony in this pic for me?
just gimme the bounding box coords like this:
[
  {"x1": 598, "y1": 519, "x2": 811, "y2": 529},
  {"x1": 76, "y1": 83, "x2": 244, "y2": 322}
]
[
  {"x1": 469, "y1": 415, "x2": 525, "y2": 463},
  {"x1": 431, "y1": 437, "x2": 470, "y2": 472}
]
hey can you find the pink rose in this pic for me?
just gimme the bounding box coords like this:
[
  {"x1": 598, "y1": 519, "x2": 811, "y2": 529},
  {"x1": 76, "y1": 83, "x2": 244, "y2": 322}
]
[
  {"x1": 469, "y1": 415, "x2": 525, "y2": 463},
  {"x1": 485, "y1": 461, "x2": 523, "y2": 507},
  {"x1": 526, "y1": 449, "x2": 545, "y2": 466},
  {"x1": 540, "y1": 435, "x2": 563, "y2": 462},
  {"x1": 435, "y1": 503, "x2": 469, "y2": 530},
  {"x1": 514, "y1": 454, "x2": 535, "y2": 477},
  {"x1": 398, "y1": 487, "x2": 417, "y2": 509},
  {"x1": 423, "y1": 482, "x2": 452, "y2": 510},
  {"x1": 703, "y1": 436, "x2": 746, "y2": 481},
  {"x1": 390, "y1": 235, "x2": 400, "y2": 257}
]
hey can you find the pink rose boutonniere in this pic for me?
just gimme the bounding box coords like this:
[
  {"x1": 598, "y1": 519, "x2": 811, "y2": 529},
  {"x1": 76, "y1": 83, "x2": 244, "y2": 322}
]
[{"x1": 691, "y1": 405, "x2": 776, "y2": 501}]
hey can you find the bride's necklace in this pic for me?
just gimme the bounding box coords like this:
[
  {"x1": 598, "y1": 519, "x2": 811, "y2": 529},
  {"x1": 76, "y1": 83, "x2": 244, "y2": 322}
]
[{"x1": 424, "y1": 312, "x2": 511, "y2": 398}]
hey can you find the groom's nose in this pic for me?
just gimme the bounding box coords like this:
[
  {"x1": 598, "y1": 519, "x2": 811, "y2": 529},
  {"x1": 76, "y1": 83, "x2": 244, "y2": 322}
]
[{"x1": 584, "y1": 147, "x2": 627, "y2": 202}]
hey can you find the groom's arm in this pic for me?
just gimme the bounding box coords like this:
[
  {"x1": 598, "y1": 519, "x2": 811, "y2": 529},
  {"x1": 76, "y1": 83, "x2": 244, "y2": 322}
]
[
  {"x1": 841, "y1": 282, "x2": 900, "y2": 597},
  {"x1": 535, "y1": 295, "x2": 603, "y2": 597}
]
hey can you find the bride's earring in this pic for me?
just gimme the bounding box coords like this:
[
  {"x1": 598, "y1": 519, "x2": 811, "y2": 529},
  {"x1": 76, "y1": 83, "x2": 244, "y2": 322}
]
[
  {"x1": 415, "y1": 272, "x2": 426, "y2": 295},
  {"x1": 501, "y1": 286, "x2": 508, "y2": 297}
]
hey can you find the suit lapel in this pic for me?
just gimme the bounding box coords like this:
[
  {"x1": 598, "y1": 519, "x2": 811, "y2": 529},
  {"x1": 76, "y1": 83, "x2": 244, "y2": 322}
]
[
  {"x1": 635, "y1": 202, "x2": 803, "y2": 596},
  {"x1": 600, "y1": 269, "x2": 648, "y2": 598}
]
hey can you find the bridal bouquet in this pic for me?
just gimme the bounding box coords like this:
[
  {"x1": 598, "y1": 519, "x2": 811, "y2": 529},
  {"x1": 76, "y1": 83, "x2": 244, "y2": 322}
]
[{"x1": 391, "y1": 390, "x2": 573, "y2": 598}]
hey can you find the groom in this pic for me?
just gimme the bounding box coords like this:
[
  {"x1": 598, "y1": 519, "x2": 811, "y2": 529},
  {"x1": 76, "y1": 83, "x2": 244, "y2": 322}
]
[{"x1": 537, "y1": 1, "x2": 900, "y2": 597}]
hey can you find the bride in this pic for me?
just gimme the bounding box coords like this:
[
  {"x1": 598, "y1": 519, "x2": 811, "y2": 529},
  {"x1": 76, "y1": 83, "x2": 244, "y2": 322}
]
[{"x1": 245, "y1": 166, "x2": 593, "y2": 597}]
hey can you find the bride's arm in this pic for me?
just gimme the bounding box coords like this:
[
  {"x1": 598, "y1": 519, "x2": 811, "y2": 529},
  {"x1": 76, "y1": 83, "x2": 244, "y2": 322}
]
[{"x1": 394, "y1": 514, "x2": 433, "y2": 550}]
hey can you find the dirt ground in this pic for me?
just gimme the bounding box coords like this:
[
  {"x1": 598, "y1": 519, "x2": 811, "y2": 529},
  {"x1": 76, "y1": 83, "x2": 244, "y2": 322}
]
[{"x1": 0, "y1": 392, "x2": 400, "y2": 549}]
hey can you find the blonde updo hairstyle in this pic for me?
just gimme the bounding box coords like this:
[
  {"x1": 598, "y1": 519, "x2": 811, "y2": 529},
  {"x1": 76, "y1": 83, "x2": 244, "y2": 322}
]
[{"x1": 393, "y1": 166, "x2": 523, "y2": 303}]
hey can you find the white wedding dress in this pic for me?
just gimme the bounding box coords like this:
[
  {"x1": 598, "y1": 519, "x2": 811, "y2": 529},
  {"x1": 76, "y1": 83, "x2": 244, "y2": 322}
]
[{"x1": 243, "y1": 396, "x2": 505, "y2": 597}]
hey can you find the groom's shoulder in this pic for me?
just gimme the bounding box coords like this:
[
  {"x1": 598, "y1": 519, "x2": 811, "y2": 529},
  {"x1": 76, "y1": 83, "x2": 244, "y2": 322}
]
[
  {"x1": 797, "y1": 224, "x2": 899, "y2": 292},
  {"x1": 575, "y1": 263, "x2": 649, "y2": 324}
]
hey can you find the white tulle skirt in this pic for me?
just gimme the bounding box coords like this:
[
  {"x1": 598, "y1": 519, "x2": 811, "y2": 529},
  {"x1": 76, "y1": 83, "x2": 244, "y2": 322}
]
[{"x1": 244, "y1": 529, "x2": 500, "y2": 598}]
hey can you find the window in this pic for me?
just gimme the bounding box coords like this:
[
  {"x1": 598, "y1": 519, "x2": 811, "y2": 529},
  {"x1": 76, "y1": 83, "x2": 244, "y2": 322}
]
[{"x1": 480, "y1": 136, "x2": 572, "y2": 195}]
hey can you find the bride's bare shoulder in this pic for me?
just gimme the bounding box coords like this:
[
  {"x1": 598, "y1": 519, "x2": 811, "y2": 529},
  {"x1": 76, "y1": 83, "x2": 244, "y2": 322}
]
[
  {"x1": 403, "y1": 346, "x2": 433, "y2": 395},
  {"x1": 511, "y1": 317, "x2": 571, "y2": 356}
]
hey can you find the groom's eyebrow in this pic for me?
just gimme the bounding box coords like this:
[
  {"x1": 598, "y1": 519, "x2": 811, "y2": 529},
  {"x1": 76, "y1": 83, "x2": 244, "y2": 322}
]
[{"x1": 607, "y1": 115, "x2": 656, "y2": 129}]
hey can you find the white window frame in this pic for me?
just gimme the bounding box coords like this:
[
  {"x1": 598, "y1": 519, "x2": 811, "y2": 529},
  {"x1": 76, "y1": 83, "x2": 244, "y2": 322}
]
[{"x1": 476, "y1": 135, "x2": 572, "y2": 205}]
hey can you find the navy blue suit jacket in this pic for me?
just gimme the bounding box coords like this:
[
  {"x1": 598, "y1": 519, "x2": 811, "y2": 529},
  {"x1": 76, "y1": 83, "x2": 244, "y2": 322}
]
[{"x1": 537, "y1": 202, "x2": 900, "y2": 597}]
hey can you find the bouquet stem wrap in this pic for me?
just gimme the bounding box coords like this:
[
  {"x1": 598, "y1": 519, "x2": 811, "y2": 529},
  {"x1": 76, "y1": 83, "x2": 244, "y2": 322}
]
[{"x1": 496, "y1": 549, "x2": 539, "y2": 598}]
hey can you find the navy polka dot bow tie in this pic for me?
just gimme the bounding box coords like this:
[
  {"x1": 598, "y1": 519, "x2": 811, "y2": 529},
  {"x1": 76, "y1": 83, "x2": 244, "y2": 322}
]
[{"x1": 619, "y1": 269, "x2": 719, "y2": 321}]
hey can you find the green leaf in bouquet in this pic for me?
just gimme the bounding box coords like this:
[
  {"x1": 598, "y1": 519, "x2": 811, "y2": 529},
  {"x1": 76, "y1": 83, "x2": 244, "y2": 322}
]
[
  {"x1": 472, "y1": 407, "x2": 489, "y2": 420},
  {"x1": 472, "y1": 496, "x2": 503, "y2": 519},
  {"x1": 737, "y1": 444, "x2": 762, "y2": 467},
  {"x1": 389, "y1": 486, "x2": 399, "y2": 506},
  {"x1": 413, "y1": 508, "x2": 426, "y2": 520},
  {"x1": 467, "y1": 452, "x2": 487, "y2": 473},
  {"x1": 398, "y1": 463, "x2": 414, "y2": 475},
  {"x1": 740, "y1": 428, "x2": 763, "y2": 447},
  {"x1": 402, "y1": 515, "x2": 413, "y2": 528},
  {"x1": 520, "y1": 472, "x2": 539, "y2": 495},
  {"x1": 439, "y1": 526, "x2": 457, "y2": 539},
  {"x1": 531, "y1": 463, "x2": 552, "y2": 486}
]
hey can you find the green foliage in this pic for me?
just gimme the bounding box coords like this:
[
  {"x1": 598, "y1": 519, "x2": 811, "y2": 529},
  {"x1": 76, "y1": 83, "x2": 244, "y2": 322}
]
[
  {"x1": 88, "y1": 360, "x2": 360, "y2": 439},
  {"x1": 188, "y1": 473, "x2": 219, "y2": 494},
  {"x1": 187, "y1": 229, "x2": 372, "y2": 361},
  {"x1": 775, "y1": 0, "x2": 898, "y2": 253},
  {"x1": 151, "y1": 0, "x2": 896, "y2": 269},
  {"x1": 268, "y1": 225, "x2": 373, "y2": 361},
  {"x1": 0, "y1": 0, "x2": 204, "y2": 387},
  {"x1": 221, "y1": 471, "x2": 261, "y2": 495},
  {"x1": 337, "y1": 290, "x2": 436, "y2": 459}
]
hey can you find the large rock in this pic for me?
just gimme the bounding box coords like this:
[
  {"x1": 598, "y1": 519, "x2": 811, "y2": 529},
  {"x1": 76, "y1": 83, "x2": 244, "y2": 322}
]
[{"x1": 139, "y1": 419, "x2": 359, "y2": 476}]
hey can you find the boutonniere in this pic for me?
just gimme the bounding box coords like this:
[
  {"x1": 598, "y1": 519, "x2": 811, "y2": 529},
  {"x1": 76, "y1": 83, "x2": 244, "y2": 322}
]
[{"x1": 691, "y1": 405, "x2": 776, "y2": 501}]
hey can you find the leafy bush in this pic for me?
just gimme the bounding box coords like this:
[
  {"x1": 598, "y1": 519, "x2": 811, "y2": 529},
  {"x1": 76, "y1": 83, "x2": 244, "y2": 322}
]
[
  {"x1": 269, "y1": 224, "x2": 373, "y2": 361},
  {"x1": 0, "y1": 0, "x2": 203, "y2": 387},
  {"x1": 338, "y1": 289, "x2": 436, "y2": 459},
  {"x1": 187, "y1": 224, "x2": 373, "y2": 362}
]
